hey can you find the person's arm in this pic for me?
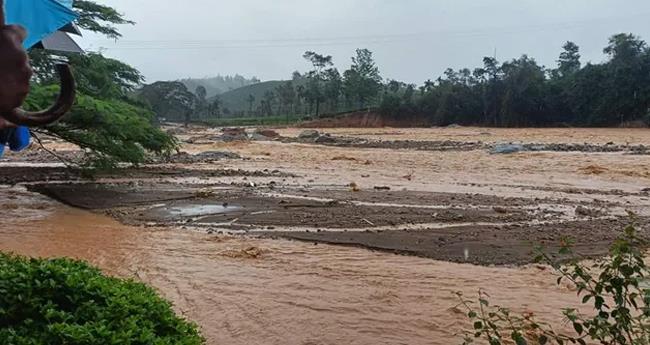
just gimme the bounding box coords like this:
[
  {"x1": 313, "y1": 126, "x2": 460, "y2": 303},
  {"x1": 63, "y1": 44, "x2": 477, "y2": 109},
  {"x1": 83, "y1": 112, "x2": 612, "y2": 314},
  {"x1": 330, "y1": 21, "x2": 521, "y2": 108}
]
[{"x1": 0, "y1": 0, "x2": 32, "y2": 120}]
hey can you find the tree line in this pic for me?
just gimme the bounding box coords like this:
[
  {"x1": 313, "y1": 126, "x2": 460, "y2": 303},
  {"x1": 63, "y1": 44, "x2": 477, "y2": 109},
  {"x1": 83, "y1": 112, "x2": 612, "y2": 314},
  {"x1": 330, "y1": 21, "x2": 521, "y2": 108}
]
[
  {"x1": 139, "y1": 32, "x2": 650, "y2": 127},
  {"x1": 380, "y1": 34, "x2": 650, "y2": 127},
  {"x1": 234, "y1": 33, "x2": 650, "y2": 127},
  {"x1": 251, "y1": 48, "x2": 383, "y2": 118}
]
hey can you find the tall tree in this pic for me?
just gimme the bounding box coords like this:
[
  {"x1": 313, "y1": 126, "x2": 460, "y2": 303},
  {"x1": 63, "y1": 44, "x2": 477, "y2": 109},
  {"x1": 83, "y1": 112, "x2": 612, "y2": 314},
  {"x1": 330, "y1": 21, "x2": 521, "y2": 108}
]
[
  {"x1": 194, "y1": 85, "x2": 207, "y2": 119},
  {"x1": 557, "y1": 41, "x2": 581, "y2": 77},
  {"x1": 247, "y1": 94, "x2": 256, "y2": 116},
  {"x1": 302, "y1": 51, "x2": 334, "y2": 116},
  {"x1": 276, "y1": 81, "x2": 296, "y2": 115},
  {"x1": 343, "y1": 48, "x2": 382, "y2": 108}
]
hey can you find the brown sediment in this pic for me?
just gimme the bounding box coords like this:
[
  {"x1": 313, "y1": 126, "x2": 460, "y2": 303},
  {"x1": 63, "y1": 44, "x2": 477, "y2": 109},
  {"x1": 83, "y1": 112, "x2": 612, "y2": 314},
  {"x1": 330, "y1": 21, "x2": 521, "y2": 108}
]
[
  {"x1": 25, "y1": 182, "x2": 628, "y2": 265},
  {"x1": 3, "y1": 126, "x2": 650, "y2": 344},
  {"x1": 0, "y1": 188, "x2": 585, "y2": 345}
]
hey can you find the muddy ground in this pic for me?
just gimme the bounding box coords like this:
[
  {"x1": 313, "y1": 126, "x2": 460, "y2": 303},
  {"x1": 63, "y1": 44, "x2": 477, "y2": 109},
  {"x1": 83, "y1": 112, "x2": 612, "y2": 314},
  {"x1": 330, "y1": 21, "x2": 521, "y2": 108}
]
[
  {"x1": 4, "y1": 125, "x2": 650, "y2": 345},
  {"x1": 7, "y1": 125, "x2": 649, "y2": 265},
  {"x1": 27, "y1": 180, "x2": 641, "y2": 265}
]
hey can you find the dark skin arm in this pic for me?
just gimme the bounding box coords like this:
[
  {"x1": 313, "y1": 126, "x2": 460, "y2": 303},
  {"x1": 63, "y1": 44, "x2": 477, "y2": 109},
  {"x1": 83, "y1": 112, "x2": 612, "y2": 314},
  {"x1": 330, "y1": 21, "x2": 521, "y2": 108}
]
[
  {"x1": 0, "y1": 0, "x2": 76, "y2": 128},
  {"x1": 0, "y1": 0, "x2": 32, "y2": 128}
]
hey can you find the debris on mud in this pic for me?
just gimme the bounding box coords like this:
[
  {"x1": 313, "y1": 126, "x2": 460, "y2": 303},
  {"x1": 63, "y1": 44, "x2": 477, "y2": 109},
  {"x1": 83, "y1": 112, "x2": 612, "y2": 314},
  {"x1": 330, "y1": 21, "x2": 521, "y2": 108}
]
[
  {"x1": 220, "y1": 127, "x2": 249, "y2": 142},
  {"x1": 262, "y1": 217, "x2": 649, "y2": 266},
  {"x1": 219, "y1": 246, "x2": 265, "y2": 259},
  {"x1": 490, "y1": 143, "x2": 524, "y2": 154},
  {"x1": 252, "y1": 128, "x2": 280, "y2": 139},
  {"x1": 298, "y1": 129, "x2": 320, "y2": 139},
  {"x1": 164, "y1": 151, "x2": 242, "y2": 163},
  {"x1": 575, "y1": 205, "x2": 605, "y2": 218},
  {"x1": 287, "y1": 132, "x2": 650, "y2": 155}
]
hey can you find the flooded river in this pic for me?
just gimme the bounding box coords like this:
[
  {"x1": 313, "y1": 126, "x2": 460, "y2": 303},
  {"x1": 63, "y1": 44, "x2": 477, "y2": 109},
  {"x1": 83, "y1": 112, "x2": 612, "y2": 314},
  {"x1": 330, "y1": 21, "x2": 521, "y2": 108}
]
[{"x1": 0, "y1": 186, "x2": 580, "y2": 345}]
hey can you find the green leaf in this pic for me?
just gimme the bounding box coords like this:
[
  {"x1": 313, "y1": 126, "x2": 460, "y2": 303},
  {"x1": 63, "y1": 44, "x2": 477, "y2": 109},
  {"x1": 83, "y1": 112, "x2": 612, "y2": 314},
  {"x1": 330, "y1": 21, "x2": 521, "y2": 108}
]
[
  {"x1": 538, "y1": 335, "x2": 548, "y2": 345},
  {"x1": 474, "y1": 321, "x2": 483, "y2": 330},
  {"x1": 511, "y1": 332, "x2": 528, "y2": 345},
  {"x1": 468, "y1": 311, "x2": 477, "y2": 318},
  {"x1": 573, "y1": 322, "x2": 583, "y2": 335}
]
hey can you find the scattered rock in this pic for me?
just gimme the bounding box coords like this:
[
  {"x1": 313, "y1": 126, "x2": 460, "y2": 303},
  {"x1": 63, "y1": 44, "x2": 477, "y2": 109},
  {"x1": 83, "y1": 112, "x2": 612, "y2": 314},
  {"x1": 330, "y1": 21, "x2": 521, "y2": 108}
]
[
  {"x1": 222, "y1": 127, "x2": 246, "y2": 135},
  {"x1": 575, "y1": 206, "x2": 604, "y2": 218},
  {"x1": 579, "y1": 165, "x2": 609, "y2": 175},
  {"x1": 220, "y1": 246, "x2": 264, "y2": 259},
  {"x1": 165, "y1": 151, "x2": 241, "y2": 163},
  {"x1": 254, "y1": 128, "x2": 280, "y2": 138},
  {"x1": 298, "y1": 129, "x2": 320, "y2": 139},
  {"x1": 249, "y1": 129, "x2": 280, "y2": 141},
  {"x1": 221, "y1": 127, "x2": 248, "y2": 141},
  {"x1": 331, "y1": 155, "x2": 357, "y2": 161},
  {"x1": 315, "y1": 134, "x2": 336, "y2": 144},
  {"x1": 248, "y1": 133, "x2": 270, "y2": 141},
  {"x1": 490, "y1": 143, "x2": 525, "y2": 154}
]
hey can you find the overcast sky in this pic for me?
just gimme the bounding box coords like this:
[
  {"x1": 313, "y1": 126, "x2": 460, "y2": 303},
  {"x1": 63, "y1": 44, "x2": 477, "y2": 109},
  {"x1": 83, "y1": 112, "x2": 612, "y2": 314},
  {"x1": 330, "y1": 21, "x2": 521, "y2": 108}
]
[{"x1": 76, "y1": 0, "x2": 650, "y2": 84}]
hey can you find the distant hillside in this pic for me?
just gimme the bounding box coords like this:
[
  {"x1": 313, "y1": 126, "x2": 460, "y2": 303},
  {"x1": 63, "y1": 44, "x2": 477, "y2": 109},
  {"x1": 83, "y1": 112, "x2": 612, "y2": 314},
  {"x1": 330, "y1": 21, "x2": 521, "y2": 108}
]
[
  {"x1": 211, "y1": 80, "x2": 286, "y2": 114},
  {"x1": 179, "y1": 75, "x2": 260, "y2": 98}
]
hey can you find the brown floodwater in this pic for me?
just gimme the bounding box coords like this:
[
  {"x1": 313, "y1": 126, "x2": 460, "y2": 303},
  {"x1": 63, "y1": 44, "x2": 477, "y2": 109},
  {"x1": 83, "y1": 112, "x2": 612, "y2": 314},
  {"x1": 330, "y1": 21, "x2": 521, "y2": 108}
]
[{"x1": 0, "y1": 186, "x2": 582, "y2": 345}]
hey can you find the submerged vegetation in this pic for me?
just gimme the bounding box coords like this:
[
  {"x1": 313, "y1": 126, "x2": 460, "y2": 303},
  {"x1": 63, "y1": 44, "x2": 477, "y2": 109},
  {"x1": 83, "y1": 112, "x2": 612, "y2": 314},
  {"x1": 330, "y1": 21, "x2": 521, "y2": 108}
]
[{"x1": 0, "y1": 253, "x2": 204, "y2": 345}]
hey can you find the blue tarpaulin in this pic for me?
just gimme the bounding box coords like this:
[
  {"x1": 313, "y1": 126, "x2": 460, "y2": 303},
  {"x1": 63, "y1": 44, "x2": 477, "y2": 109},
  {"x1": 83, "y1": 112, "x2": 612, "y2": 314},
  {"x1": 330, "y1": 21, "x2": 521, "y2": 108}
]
[{"x1": 4, "y1": 0, "x2": 77, "y2": 49}]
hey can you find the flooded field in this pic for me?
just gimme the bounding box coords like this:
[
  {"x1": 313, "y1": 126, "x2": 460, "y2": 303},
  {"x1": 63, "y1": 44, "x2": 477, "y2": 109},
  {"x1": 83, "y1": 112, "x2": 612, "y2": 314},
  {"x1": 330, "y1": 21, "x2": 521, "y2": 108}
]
[{"x1": 2, "y1": 126, "x2": 650, "y2": 344}]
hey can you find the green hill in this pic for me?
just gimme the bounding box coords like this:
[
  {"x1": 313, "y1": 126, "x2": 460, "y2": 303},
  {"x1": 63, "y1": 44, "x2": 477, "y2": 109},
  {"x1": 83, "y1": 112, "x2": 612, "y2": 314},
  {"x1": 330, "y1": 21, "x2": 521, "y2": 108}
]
[
  {"x1": 210, "y1": 80, "x2": 286, "y2": 115},
  {"x1": 179, "y1": 75, "x2": 260, "y2": 98}
]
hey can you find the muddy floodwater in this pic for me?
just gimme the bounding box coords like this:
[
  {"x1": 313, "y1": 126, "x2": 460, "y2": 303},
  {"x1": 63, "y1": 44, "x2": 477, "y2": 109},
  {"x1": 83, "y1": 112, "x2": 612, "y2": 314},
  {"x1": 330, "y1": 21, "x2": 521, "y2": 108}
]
[{"x1": 2, "y1": 127, "x2": 650, "y2": 344}]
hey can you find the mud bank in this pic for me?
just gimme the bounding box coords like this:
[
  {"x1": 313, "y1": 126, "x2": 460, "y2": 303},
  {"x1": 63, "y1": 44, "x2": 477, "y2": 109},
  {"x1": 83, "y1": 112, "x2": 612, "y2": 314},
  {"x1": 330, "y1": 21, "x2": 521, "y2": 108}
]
[
  {"x1": 27, "y1": 181, "x2": 633, "y2": 265},
  {"x1": 286, "y1": 131, "x2": 650, "y2": 154}
]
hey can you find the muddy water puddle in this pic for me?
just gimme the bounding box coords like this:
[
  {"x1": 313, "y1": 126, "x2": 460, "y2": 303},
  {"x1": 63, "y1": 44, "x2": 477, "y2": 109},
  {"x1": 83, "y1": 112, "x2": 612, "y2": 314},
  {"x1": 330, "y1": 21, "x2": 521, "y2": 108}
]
[{"x1": 0, "y1": 188, "x2": 581, "y2": 345}]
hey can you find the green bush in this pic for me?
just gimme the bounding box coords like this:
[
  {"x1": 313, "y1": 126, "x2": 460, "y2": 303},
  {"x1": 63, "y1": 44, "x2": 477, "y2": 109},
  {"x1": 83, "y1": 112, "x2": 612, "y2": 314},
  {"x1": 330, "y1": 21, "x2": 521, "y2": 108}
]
[
  {"x1": 0, "y1": 253, "x2": 204, "y2": 345},
  {"x1": 458, "y1": 224, "x2": 650, "y2": 345}
]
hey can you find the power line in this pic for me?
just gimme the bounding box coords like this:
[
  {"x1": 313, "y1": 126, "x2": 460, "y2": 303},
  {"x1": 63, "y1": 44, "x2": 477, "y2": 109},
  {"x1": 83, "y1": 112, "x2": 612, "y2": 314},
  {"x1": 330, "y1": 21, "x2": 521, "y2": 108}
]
[{"x1": 85, "y1": 12, "x2": 650, "y2": 51}]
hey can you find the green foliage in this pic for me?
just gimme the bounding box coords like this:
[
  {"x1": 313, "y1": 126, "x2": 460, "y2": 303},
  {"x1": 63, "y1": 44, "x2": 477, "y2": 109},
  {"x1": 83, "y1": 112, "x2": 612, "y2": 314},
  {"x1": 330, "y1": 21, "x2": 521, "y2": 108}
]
[
  {"x1": 26, "y1": 85, "x2": 178, "y2": 168},
  {"x1": 72, "y1": 0, "x2": 135, "y2": 39},
  {"x1": 0, "y1": 253, "x2": 204, "y2": 345},
  {"x1": 69, "y1": 52, "x2": 145, "y2": 100},
  {"x1": 343, "y1": 48, "x2": 382, "y2": 108},
  {"x1": 25, "y1": 2, "x2": 178, "y2": 169},
  {"x1": 137, "y1": 81, "x2": 197, "y2": 124},
  {"x1": 458, "y1": 224, "x2": 650, "y2": 345}
]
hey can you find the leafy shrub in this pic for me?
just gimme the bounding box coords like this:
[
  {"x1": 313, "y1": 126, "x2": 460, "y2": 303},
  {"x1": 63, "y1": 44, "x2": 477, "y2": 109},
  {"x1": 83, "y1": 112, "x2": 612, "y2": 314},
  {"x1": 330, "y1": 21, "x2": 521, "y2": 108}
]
[
  {"x1": 458, "y1": 224, "x2": 650, "y2": 345},
  {"x1": 0, "y1": 253, "x2": 204, "y2": 345}
]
